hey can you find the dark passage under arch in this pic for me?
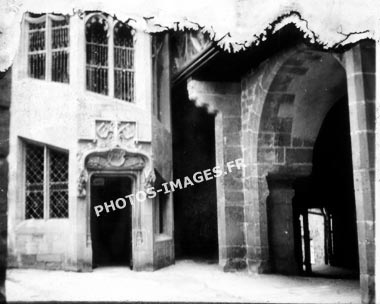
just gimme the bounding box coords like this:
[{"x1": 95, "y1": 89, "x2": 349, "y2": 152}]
[
  {"x1": 171, "y1": 83, "x2": 219, "y2": 261},
  {"x1": 294, "y1": 96, "x2": 359, "y2": 277}
]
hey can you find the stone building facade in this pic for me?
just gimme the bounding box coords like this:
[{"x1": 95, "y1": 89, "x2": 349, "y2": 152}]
[
  {"x1": 8, "y1": 12, "x2": 174, "y2": 272},
  {"x1": 4, "y1": 10, "x2": 376, "y2": 304}
]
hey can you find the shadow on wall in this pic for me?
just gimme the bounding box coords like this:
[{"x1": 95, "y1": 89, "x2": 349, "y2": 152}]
[{"x1": 171, "y1": 83, "x2": 218, "y2": 261}]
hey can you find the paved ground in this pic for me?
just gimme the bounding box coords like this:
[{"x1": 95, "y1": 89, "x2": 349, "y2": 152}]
[{"x1": 6, "y1": 260, "x2": 360, "y2": 303}]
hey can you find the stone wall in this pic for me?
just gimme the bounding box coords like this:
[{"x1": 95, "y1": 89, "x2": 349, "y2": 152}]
[
  {"x1": 344, "y1": 40, "x2": 375, "y2": 304},
  {"x1": 7, "y1": 13, "x2": 173, "y2": 273},
  {"x1": 7, "y1": 74, "x2": 77, "y2": 270},
  {"x1": 187, "y1": 80, "x2": 245, "y2": 269},
  {"x1": 152, "y1": 117, "x2": 175, "y2": 269},
  {"x1": 240, "y1": 47, "x2": 300, "y2": 273},
  {"x1": 0, "y1": 68, "x2": 11, "y2": 302},
  {"x1": 151, "y1": 33, "x2": 175, "y2": 270}
]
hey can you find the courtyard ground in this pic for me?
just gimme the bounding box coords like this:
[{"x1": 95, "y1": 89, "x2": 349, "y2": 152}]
[{"x1": 6, "y1": 260, "x2": 360, "y2": 303}]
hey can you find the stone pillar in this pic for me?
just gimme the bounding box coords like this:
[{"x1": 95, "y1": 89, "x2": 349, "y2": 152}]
[
  {"x1": 344, "y1": 41, "x2": 375, "y2": 304},
  {"x1": 187, "y1": 80, "x2": 247, "y2": 270},
  {"x1": 0, "y1": 68, "x2": 11, "y2": 301},
  {"x1": 216, "y1": 110, "x2": 246, "y2": 271},
  {"x1": 266, "y1": 173, "x2": 298, "y2": 275},
  {"x1": 69, "y1": 13, "x2": 88, "y2": 272}
]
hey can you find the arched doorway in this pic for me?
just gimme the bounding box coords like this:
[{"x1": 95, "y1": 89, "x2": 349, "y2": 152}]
[
  {"x1": 252, "y1": 46, "x2": 360, "y2": 276},
  {"x1": 293, "y1": 96, "x2": 359, "y2": 277}
]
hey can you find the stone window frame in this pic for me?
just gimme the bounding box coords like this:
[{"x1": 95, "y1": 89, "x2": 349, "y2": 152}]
[
  {"x1": 25, "y1": 13, "x2": 70, "y2": 83},
  {"x1": 84, "y1": 12, "x2": 136, "y2": 102},
  {"x1": 23, "y1": 139, "x2": 69, "y2": 220}
]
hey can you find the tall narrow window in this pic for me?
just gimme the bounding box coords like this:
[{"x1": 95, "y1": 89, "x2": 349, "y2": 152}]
[
  {"x1": 49, "y1": 149, "x2": 69, "y2": 218},
  {"x1": 24, "y1": 142, "x2": 69, "y2": 219},
  {"x1": 85, "y1": 14, "x2": 135, "y2": 101},
  {"x1": 25, "y1": 143, "x2": 45, "y2": 219},
  {"x1": 51, "y1": 16, "x2": 70, "y2": 83},
  {"x1": 114, "y1": 22, "x2": 134, "y2": 102},
  {"x1": 26, "y1": 13, "x2": 70, "y2": 82},
  {"x1": 27, "y1": 14, "x2": 46, "y2": 80},
  {"x1": 86, "y1": 15, "x2": 108, "y2": 95}
]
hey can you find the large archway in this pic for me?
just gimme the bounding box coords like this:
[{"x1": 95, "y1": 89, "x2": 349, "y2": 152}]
[
  {"x1": 243, "y1": 45, "x2": 360, "y2": 275},
  {"x1": 181, "y1": 37, "x2": 375, "y2": 303},
  {"x1": 238, "y1": 40, "x2": 374, "y2": 302}
]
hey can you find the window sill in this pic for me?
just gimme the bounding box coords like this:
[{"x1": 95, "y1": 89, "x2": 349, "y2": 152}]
[
  {"x1": 23, "y1": 76, "x2": 70, "y2": 85},
  {"x1": 16, "y1": 218, "x2": 70, "y2": 234},
  {"x1": 84, "y1": 89, "x2": 138, "y2": 106},
  {"x1": 23, "y1": 218, "x2": 69, "y2": 221},
  {"x1": 154, "y1": 234, "x2": 172, "y2": 242}
]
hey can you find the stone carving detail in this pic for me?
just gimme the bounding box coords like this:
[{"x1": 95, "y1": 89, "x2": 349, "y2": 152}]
[
  {"x1": 87, "y1": 156, "x2": 108, "y2": 169},
  {"x1": 144, "y1": 169, "x2": 156, "y2": 188},
  {"x1": 77, "y1": 170, "x2": 88, "y2": 198},
  {"x1": 118, "y1": 121, "x2": 136, "y2": 147},
  {"x1": 123, "y1": 156, "x2": 145, "y2": 170},
  {"x1": 95, "y1": 120, "x2": 137, "y2": 148},
  {"x1": 85, "y1": 148, "x2": 145, "y2": 171},
  {"x1": 96, "y1": 120, "x2": 115, "y2": 148},
  {"x1": 135, "y1": 230, "x2": 145, "y2": 247},
  {"x1": 77, "y1": 140, "x2": 97, "y2": 163},
  {"x1": 107, "y1": 148, "x2": 126, "y2": 167}
]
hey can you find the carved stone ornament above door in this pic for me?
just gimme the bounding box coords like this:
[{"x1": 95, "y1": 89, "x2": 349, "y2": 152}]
[
  {"x1": 95, "y1": 120, "x2": 137, "y2": 148},
  {"x1": 85, "y1": 148, "x2": 147, "y2": 171}
]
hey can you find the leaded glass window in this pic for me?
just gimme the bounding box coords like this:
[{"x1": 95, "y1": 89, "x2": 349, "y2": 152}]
[
  {"x1": 49, "y1": 149, "x2": 69, "y2": 218},
  {"x1": 26, "y1": 13, "x2": 70, "y2": 83},
  {"x1": 86, "y1": 15, "x2": 109, "y2": 95},
  {"x1": 85, "y1": 13, "x2": 135, "y2": 101},
  {"x1": 25, "y1": 144, "x2": 44, "y2": 219},
  {"x1": 51, "y1": 16, "x2": 70, "y2": 83},
  {"x1": 114, "y1": 22, "x2": 134, "y2": 102},
  {"x1": 24, "y1": 142, "x2": 69, "y2": 219},
  {"x1": 27, "y1": 15, "x2": 46, "y2": 80}
]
